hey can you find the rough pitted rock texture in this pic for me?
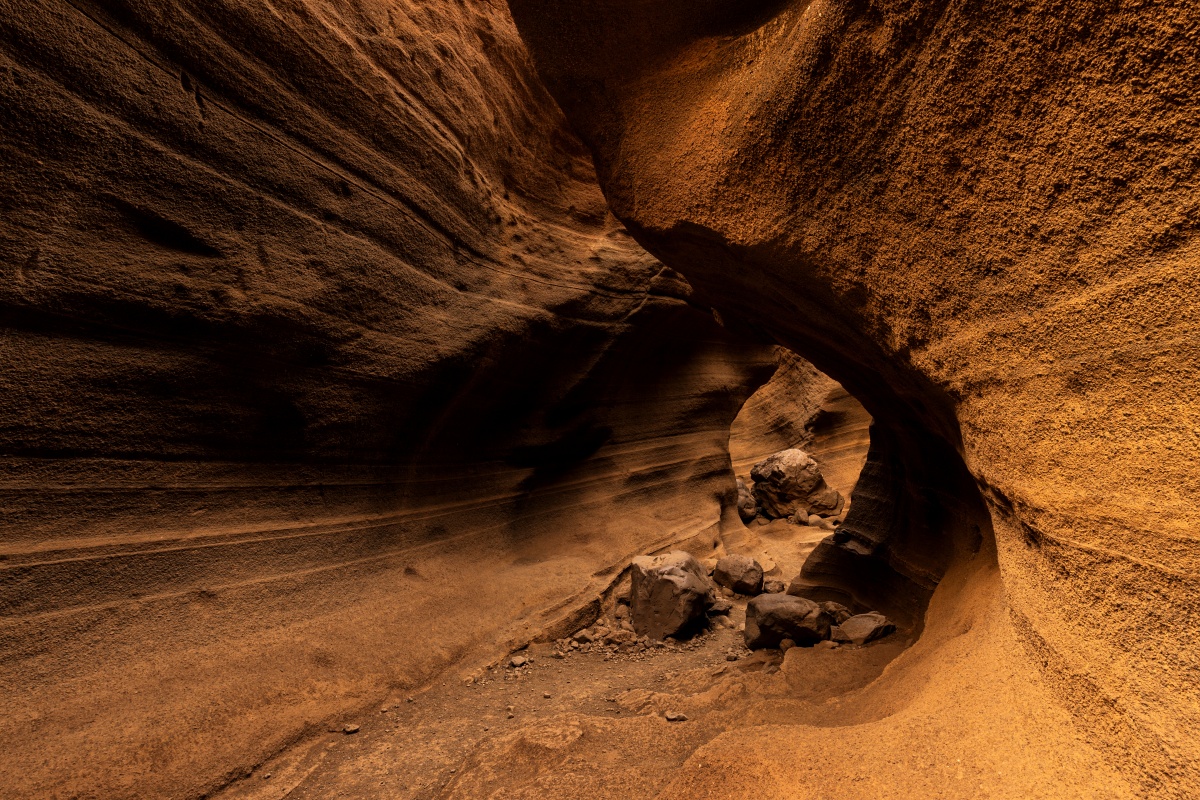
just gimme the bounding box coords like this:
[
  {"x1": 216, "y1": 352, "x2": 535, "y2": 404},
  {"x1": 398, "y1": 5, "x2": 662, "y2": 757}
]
[
  {"x1": 0, "y1": 2, "x2": 777, "y2": 797},
  {"x1": 750, "y1": 449, "x2": 845, "y2": 519},
  {"x1": 629, "y1": 551, "x2": 717, "y2": 640},
  {"x1": 744, "y1": 593, "x2": 833, "y2": 650},
  {"x1": 713, "y1": 554, "x2": 764, "y2": 595},
  {"x1": 512, "y1": 1, "x2": 1200, "y2": 795}
]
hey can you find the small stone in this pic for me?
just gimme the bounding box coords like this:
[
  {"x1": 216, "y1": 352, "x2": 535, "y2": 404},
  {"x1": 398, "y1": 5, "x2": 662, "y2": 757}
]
[
  {"x1": 736, "y1": 477, "x2": 758, "y2": 522},
  {"x1": 509, "y1": 654, "x2": 529, "y2": 668},
  {"x1": 506, "y1": 712, "x2": 515, "y2": 719},
  {"x1": 543, "y1": 692, "x2": 551, "y2": 698},
  {"x1": 708, "y1": 597, "x2": 733, "y2": 616},
  {"x1": 665, "y1": 711, "x2": 688, "y2": 722},
  {"x1": 713, "y1": 554, "x2": 764, "y2": 595},
  {"x1": 726, "y1": 652, "x2": 739, "y2": 661},
  {"x1": 762, "y1": 579, "x2": 786, "y2": 594},
  {"x1": 836, "y1": 612, "x2": 896, "y2": 645},
  {"x1": 343, "y1": 724, "x2": 360, "y2": 734},
  {"x1": 779, "y1": 637, "x2": 797, "y2": 653},
  {"x1": 819, "y1": 601, "x2": 854, "y2": 624},
  {"x1": 262, "y1": 773, "x2": 272, "y2": 780}
]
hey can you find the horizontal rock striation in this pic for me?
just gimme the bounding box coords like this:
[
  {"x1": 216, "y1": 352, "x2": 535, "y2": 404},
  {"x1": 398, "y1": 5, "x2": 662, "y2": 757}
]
[{"x1": 0, "y1": 1, "x2": 775, "y2": 797}]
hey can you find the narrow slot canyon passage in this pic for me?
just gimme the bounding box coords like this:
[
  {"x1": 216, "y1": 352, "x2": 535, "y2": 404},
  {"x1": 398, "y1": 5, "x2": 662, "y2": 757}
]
[
  {"x1": 1, "y1": 0, "x2": 1195, "y2": 798},
  {"x1": 215, "y1": 350, "x2": 897, "y2": 800}
]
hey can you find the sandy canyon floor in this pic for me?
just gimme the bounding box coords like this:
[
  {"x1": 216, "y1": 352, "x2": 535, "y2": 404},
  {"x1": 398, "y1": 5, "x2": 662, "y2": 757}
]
[{"x1": 216, "y1": 521, "x2": 913, "y2": 800}]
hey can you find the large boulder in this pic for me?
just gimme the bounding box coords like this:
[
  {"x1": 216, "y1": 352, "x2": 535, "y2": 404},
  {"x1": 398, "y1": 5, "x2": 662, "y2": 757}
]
[
  {"x1": 744, "y1": 594, "x2": 833, "y2": 649},
  {"x1": 629, "y1": 551, "x2": 716, "y2": 639},
  {"x1": 713, "y1": 554, "x2": 764, "y2": 595},
  {"x1": 749, "y1": 449, "x2": 844, "y2": 520},
  {"x1": 735, "y1": 477, "x2": 758, "y2": 522}
]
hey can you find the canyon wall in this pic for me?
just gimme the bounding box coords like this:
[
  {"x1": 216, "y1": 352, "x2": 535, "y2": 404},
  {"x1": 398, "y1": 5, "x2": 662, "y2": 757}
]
[
  {"x1": 509, "y1": 0, "x2": 1199, "y2": 795},
  {"x1": 0, "y1": 1, "x2": 777, "y2": 797},
  {"x1": 729, "y1": 347, "x2": 870, "y2": 497}
]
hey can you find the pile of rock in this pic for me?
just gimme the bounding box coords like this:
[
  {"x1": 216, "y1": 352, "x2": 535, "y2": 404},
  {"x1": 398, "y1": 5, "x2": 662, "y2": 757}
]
[
  {"x1": 623, "y1": 550, "x2": 774, "y2": 641},
  {"x1": 738, "y1": 448, "x2": 845, "y2": 525},
  {"x1": 743, "y1": 595, "x2": 896, "y2": 650}
]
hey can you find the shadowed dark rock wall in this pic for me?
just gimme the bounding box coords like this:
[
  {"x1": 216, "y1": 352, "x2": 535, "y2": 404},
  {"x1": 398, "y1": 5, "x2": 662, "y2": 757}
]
[{"x1": 0, "y1": 1, "x2": 776, "y2": 796}]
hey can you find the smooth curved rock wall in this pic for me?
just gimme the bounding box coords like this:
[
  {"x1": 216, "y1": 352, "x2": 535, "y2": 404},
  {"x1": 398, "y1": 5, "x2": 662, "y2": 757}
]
[
  {"x1": 510, "y1": 1, "x2": 1199, "y2": 795},
  {"x1": 0, "y1": 1, "x2": 775, "y2": 797}
]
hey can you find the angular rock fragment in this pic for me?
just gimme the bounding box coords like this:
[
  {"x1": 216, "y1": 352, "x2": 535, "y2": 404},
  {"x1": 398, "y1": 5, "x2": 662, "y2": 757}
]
[
  {"x1": 750, "y1": 449, "x2": 844, "y2": 519},
  {"x1": 836, "y1": 612, "x2": 896, "y2": 645},
  {"x1": 819, "y1": 601, "x2": 854, "y2": 624},
  {"x1": 713, "y1": 554, "x2": 764, "y2": 595},
  {"x1": 708, "y1": 597, "x2": 733, "y2": 616},
  {"x1": 629, "y1": 551, "x2": 716, "y2": 640},
  {"x1": 744, "y1": 594, "x2": 833, "y2": 649},
  {"x1": 762, "y1": 579, "x2": 786, "y2": 594},
  {"x1": 736, "y1": 477, "x2": 758, "y2": 522}
]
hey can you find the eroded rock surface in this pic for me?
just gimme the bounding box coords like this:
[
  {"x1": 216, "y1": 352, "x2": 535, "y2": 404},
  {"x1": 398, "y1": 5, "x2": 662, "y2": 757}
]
[
  {"x1": 713, "y1": 554, "x2": 763, "y2": 596},
  {"x1": 750, "y1": 449, "x2": 844, "y2": 519},
  {"x1": 630, "y1": 551, "x2": 717, "y2": 640},
  {"x1": 735, "y1": 477, "x2": 757, "y2": 522},
  {"x1": 511, "y1": 1, "x2": 1200, "y2": 794},
  {"x1": 744, "y1": 593, "x2": 833, "y2": 650},
  {"x1": 832, "y1": 613, "x2": 896, "y2": 646},
  {"x1": 0, "y1": 2, "x2": 775, "y2": 796}
]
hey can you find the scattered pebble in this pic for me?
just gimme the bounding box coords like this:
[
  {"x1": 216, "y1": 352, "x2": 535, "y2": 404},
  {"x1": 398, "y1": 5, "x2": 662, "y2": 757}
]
[
  {"x1": 343, "y1": 724, "x2": 360, "y2": 734},
  {"x1": 665, "y1": 711, "x2": 688, "y2": 722}
]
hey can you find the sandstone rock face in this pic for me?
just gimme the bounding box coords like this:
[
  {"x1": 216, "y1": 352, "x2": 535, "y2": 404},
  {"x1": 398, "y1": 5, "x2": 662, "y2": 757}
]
[
  {"x1": 629, "y1": 551, "x2": 717, "y2": 640},
  {"x1": 511, "y1": 2, "x2": 1200, "y2": 794},
  {"x1": 730, "y1": 348, "x2": 872, "y2": 508},
  {"x1": 750, "y1": 449, "x2": 844, "y2": 519},
  {"x1": 744, "y1": 594, "x2": 833, "y2": 649},
  {"x1": 0, "y1": 2, "x2": 777, "y2": 797},
  {"x1": 713, "y1": 554, "x2": 763, "y2": 595}
]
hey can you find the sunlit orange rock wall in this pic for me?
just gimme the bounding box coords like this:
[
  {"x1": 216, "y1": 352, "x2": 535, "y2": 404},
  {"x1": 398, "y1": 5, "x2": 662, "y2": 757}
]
[{"x1": 509, "y1": 0, "x2": 1200, "y2": 794}]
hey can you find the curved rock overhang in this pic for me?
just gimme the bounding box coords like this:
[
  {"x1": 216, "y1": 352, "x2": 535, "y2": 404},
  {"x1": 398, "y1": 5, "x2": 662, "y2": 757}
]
[{"x1": 509, "y1": 0, "x2": 1200, "y2": 794}]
